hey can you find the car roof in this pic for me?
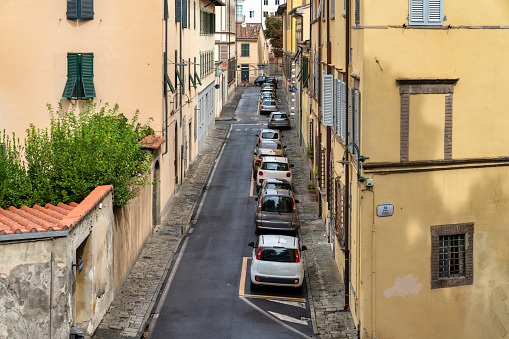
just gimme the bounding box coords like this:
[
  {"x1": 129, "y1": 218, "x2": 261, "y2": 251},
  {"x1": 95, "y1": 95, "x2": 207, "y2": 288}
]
[
  {"x1": 260, "y1": 128, "x2": 279, "y2": 133},
  {"x1": 261, "y1": 156, "x2": 288, "y2": 163},
  {"x1": 259, "y1": 234, "x2": 298, "y2": 248},
  {"x1": 263, "y1": 178, "x2": 290, "y2": 184},
  {"x1": 261, "y1": 188, "x2": 293, "y2": 197}
]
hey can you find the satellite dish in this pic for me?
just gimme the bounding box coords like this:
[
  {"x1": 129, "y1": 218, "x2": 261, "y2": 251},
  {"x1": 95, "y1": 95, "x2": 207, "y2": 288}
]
[{"x1": 241, "y1": 22, "x2": 246, "y2": 28}]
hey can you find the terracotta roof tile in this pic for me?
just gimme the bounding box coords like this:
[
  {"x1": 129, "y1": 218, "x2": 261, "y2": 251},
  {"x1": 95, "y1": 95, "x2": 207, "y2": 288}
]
[
  {"x1": 140, "y1": 135, "x2": 166, "y2": 150},
  {"x1": 236, "y1": 23, "x2": 261, "y2": 39},
  {"x1": 0, "y1": 185, "x2": 113, "y2": 237}
]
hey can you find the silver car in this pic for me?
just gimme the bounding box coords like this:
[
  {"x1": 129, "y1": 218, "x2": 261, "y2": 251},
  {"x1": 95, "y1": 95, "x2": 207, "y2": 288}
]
[
  {"x1": 268, "y1": 112, "x2": 291, "y2": 129},
  {"x1": 259, "y1": 99, "x2": 279, "y2": 115},
  {"x1": 254, "y1": 188, "x2": 300, "y2": 236}
]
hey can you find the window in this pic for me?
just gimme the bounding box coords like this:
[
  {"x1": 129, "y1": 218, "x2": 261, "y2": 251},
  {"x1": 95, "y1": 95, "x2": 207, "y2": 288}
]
[
  {"x1": 241, "y1": 43, "x2": 250, "y2": 57},
  {"x1": 275, "y1": 0, "x2": 280, "y2": 5},
  {"x1": 67, "y1": 0, "x2": 93, "y2": 19},
  {"x1": 431, "y1": 223, "x2": 474, "y2": 289},
  {"x1": 236, "y1": 5, "x2": 243, "y2": 17},
  {"x1": 264, "y1": 11, "x2": 268, "y2": 17},
  {"x1": 250, "y1": 11, "x2": 255, "y2": 18},
  {"x1": 409, "y1": 0, "x2": 443, "y2": 26},
  {"x1": 261, "y1": 196, "x2": 293, "y2": 213},
  {"x1": 260, "y1": 247, "x2": 297, "y2": 262},
  {"x1": 331, "y1": 0, "x2": 335, "y2": 18},
  {"x1": 62, "y1": 53, "x2": 96, "y2": 99},
  {"x1": 200, "y1": 8, "x2": 215, "y2": 34},
  {"x1": 264, "y1": 0, "x2": 268, "y2": 5}
]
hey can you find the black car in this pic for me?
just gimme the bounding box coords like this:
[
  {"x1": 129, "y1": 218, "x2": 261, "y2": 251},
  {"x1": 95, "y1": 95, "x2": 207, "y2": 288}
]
[
  {"x1": 266, "y1": 77, "x2": 278, "y2": 88},
  {"x1": 254, "y1": 76, "x2": 268, "y2": 86}
]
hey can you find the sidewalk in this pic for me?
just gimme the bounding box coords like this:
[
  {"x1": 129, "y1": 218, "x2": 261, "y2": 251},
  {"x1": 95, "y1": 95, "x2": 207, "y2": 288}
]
[{"x1": 92, "y1": 84, "x2": 358, "y2": 338}]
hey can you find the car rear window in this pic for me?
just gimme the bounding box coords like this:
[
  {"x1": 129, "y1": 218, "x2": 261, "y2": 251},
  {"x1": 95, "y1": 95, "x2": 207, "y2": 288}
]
[
  {"x1": 265, "y1": 182, "x2": 292, "y2": 190},
  {"x1": 259, "y1": 141, "x2": 281, "y2": 149},
  {"x1": 260, "y1": 247, "x2": 296, "y2": 262},
  {"x1": 273, "y1": 114, "x2": 288, "y2": 119},
  {"x1": 261, "y1": 196, "x2": 293, "y2": 213},
  {"x1": 263, "y1": 162, "x2": 289, "y2": 171},
  {"x1": 261, "y1": 132, "x2": 279, "y2": 139}
]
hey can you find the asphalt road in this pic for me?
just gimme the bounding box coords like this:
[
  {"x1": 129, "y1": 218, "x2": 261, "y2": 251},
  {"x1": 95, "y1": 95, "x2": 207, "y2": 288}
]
[{"x1": 149, "y1": 86, "x2": 314, "y2": 339}]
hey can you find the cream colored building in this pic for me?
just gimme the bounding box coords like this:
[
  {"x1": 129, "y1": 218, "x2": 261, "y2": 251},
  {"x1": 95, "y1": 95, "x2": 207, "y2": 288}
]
[
  {"x1": 299, "y1": 0, "x2": 509, "y2": 338},
  {"x1": 236, "y1": 23, "x2": 269, "y2": 84}
]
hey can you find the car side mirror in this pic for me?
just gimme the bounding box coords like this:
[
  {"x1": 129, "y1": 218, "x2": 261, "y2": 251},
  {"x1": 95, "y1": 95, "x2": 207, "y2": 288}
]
[
  {"x1": 295, "y1": 200, "x2": 300, "y2": 203},
  {"x1": 301, "y1": 245, "x2": 308, "y2": 251},
  {"x1": 290, "y1": 164, "x2": 294, "y2": 167},
  {"x1": 248, "y1": 242, "x2": 256, "y2": 248},
  {"x1": 254, "y1": 197, "x2": 258, "y2": 201},
  {"x1": 283, "y1": 145, "x2": 287, "y2": 148}
]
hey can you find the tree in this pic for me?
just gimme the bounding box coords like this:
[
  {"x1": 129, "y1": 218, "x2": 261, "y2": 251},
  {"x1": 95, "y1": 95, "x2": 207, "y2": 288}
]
[{"x1": 264, "y1": 14, "x2": 283, "y2": 59}]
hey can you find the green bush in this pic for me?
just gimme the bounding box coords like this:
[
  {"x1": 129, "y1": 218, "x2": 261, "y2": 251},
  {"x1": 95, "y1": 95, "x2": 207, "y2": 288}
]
[{"x1": 0, "y1": 101, "x2": 153, "y2": 209}]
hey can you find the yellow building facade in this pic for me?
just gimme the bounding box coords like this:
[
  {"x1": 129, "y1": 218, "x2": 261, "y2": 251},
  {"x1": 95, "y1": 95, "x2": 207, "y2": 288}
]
[{"x1": 292, "y1": 0, "x2": 509, "y2": 337}]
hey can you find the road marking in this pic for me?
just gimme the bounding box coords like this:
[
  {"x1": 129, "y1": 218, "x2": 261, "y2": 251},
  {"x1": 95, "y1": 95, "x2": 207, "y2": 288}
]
[
  {"x1": 239, "y1": 257, "x2": 305, "y2": 301},
  {"x1": 267, "y1": 311, "x2": 309, "y2": 325},
  {"x1": 250, "y1": 174, "x2": 256, "y2": 197},
  {"x1": 239, "y1": 297, "x2": 311, "y2": 338}
]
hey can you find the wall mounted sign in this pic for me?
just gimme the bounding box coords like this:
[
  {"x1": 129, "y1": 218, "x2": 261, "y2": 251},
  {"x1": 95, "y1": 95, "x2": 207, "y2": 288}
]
[
  {"x1": 377, "y1": 204, "x2": 394, "y2": 217},
  {"x1": 78, "y1": 258, "x2": 83, "y2": 274}
]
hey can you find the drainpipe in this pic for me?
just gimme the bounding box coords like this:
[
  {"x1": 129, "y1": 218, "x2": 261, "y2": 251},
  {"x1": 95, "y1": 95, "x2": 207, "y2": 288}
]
[
  {"x1": 317, "y1": 2, "x2": 322, "y2": 218},
  {"x1": 326, "y1": 0, "x2": 331, "y2": 207},
  {"x1": 49, "y1": 241, "x2": 54, "y2": 339},
  {"x1": 163, "y1": 0, "x2": 169, "y2": 156},
  {"x1": 344, "y1": 0, "x2": 351, "y2": 311}
]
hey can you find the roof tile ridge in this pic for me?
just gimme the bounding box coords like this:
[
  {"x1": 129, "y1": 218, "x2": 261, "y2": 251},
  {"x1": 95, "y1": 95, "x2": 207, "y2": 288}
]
[
  {"x1": 0, "y1": 208, "x2": 29, "y2": 234},
  {"x1": 16, "y1": 206, "x2": 59, "y2": 231},
  {"x1": 6, "y1": 207, "x2": 49, "y2": 232}
]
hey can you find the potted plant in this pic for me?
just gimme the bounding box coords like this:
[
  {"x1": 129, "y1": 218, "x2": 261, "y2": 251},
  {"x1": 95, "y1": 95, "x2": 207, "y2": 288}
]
[{"x1": 307, "y1": 183, "x2": 317, "y2": 200}]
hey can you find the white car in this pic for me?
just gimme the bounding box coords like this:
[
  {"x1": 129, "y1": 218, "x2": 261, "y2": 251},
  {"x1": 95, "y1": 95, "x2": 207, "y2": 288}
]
[
  {"x1": 249, "y1": 234, "x2": 307, "y2": 290},
  {"x1": 256, "y1": 156, "x2": 293, "y2": 190}
]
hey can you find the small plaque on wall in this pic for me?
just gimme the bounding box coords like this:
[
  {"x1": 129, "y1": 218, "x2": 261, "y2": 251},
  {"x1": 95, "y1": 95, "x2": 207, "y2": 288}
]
[{"x1": 377, "y1": 204, "x2": 394, "y2": 217}]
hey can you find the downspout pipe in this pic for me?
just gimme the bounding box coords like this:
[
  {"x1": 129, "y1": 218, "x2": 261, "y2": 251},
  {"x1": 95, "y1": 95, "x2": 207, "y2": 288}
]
[
  {"x1": 317, "y1": 0, "x2": 322, "y2": 218},
  {"x1": 326, "y1": 0, "x2": 331, "y2": 206},
  {"x1": 163, "y1": 0, "x2": 169, "y2": 156},
  {"x1": 344, "y1": 0, "x2": 351, "y2": 311}
]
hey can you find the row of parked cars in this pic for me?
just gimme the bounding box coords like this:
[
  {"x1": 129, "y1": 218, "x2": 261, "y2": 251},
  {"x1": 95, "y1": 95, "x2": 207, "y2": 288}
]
[
  {"x1": 258, "y1": 81, "x2": 292, "y2": 130},
  {"x1": 249, "y1": 113, "x2": 307, "y2": 291}
]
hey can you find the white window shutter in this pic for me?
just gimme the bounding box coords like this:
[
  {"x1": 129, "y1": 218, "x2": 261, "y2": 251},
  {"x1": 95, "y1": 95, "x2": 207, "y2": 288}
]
[
  {"x1": 355, "y1": 89, "x2": 360, "y2": 156},
  {"x1": 322, "y1": 74, "x2": 334, "y2": 127},
  {"x1": 409, "y1": 0, "x2": 424, "y2": 25},
  {"x1": 427, "y1": 0, "x2": 442, "y2": 24},
  {"x1": 341, "y1": 81, "x2": 346, "y2": 141},
  {"x1": 335, "y1": 80, "x2": 341, "y2": 136}
]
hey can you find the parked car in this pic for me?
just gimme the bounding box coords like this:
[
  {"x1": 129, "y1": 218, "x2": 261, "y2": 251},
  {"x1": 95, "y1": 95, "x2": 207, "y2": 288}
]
[
  {"x1": 259, "y1": 178, "x2": 293, "y2": 193},
  {"x1": 259, "y1": 92, "x2": 276, "y2": 103},
  {"x1": 266, "y1": 77, "x2": 278, "y2": 88},
  {"x1": 259, "y1": 99, "x2": 279, "y2": 115},
  {"x1": 261, "y1": 83, "x2": 275, "y2": 90},
  {"x1": 256, "y1": 156, "x2": 293, "y2": 189},
  {"x1": 248, "y1": 234, "x2": 307, "y2": 290},
  {"x1": 268, "y1": 112, "x2": 291, "y2": 130},
  {"x1": 254, "y1": 188, "x2": 299, "y2": 235},
  {"x1": 260, "y1": 87, "x2": 276, "y2": 95},
  {"x1": 254, "y1": 76, "x2": 268, "y2": 86},
  {"x1": 253, "y1": 143, "x2": 285, "y2": 178},
  {"x1": 255, "y1": 140, "x2": 286, "y2": 156},
  {"x1": 256, "y1": 128, "x2": 283, "y2": 145}
]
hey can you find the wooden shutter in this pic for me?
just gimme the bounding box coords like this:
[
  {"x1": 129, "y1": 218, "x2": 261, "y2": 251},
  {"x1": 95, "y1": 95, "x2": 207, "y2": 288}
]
[
  {"x1": 335, "y1": 79, "x2": 341, "y2": 136},
  {"x1": 80, "y1": 53, "x2": 96, "y2": 98},
  {"x1": 63, "y1": 53, "x2": 79, "y2": 98},
  {"x1": 321, "y1": 74, "x2": 333, "y2": 127},
  {"x1": 341, "y1": 81, "x2": 346, "y2": 141},
  {"x1": 354, "y1": 89, "x2": 360, "y2": 154},
  {"x1": 302, "y1": 56, "x2": 309, "y2": 88},
  {"x1": 428, "y1": 0, "x2": 442, "y2": 24},
  {"x1": 409, "y1": 0, "x2": 424, "y2": 25},
  {"x1": 182, "y1": 0, "x2": 188, "y2": 28},
  {"x1": 67, "y1": 0, "x2": 78, "y2": 19},
  {"x1": 80, "y1": 0, "x2": 94, "y2": 19},
  {"x1": 331, "y1": 0, "x2": 335, "y2": 17},
  {"x1": 348, "y1": 87, "x2": 353, "y2": 146},
  {"x1": 355, "y1": 0, "x2": 360, "y2": 25},
  {"x1": 176, "y1": 0, "x2": 182, "y2": 22}
]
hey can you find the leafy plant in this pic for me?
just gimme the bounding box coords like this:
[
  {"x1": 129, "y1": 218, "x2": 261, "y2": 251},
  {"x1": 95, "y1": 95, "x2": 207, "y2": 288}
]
[
  {"x1": 0, "y1": 102, "x2": 153, "y2": 209},
  {"x1": 306, "y1": 145, "x2": 313, "y2": 159},
  {"x1": 264, "y1": 14, "x2": 283, "y2": 59}
]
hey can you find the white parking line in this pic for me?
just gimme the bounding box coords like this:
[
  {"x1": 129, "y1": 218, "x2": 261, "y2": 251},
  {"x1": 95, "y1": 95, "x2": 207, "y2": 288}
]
[
  {"x1": 267, "y1": 311, "x2": 309, "y2": 325},
  {"x1": 267, "y1": 299, "x2": 306, "y2": 309}
]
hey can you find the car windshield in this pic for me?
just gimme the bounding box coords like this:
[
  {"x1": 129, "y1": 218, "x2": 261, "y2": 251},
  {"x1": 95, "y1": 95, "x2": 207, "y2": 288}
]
[
  {"x1": 261, "y1": 131, "x2": 279, "y2": 139},
  {"x1": 265, "y1": 182, "x2": 292, "y2": 190},
  {"x1": 263, "y1": 101, "x2": 276, "y2": 106},
  {"x1": 259, "y1": 141, "x2": 281, "y2": 149},
  {"x1": 273, "y1": 114, "x2": 288, "y2": 119},
  {"x1": 261, "y1": 196, "x2": 293, "y2": 213},
  {"x1": 260, "y1": 247, "x2": 296, "y2": 262},
  {"x1": 263, "y1": 162, "x2": 289, "y2": 171}
]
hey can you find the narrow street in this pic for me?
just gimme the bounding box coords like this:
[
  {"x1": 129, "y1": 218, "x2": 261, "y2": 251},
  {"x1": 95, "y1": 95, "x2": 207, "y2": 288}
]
[{"x1": 149, "y1": 86, "x2": 314, "y2": 338}]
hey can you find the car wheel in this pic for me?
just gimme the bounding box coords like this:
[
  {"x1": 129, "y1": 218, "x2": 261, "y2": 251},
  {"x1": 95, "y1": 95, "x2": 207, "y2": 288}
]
[{"x1": 250, "y1": 282, "x2": 259, "y2": 291}]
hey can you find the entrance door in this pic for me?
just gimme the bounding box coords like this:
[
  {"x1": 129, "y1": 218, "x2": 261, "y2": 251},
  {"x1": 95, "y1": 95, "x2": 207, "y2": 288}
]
[{"x1": 241, "y1": 68, "x2": 249, "y2": 83}]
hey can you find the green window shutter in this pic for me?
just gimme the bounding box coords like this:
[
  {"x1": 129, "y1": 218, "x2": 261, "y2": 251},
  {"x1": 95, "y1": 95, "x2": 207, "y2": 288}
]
[
  {"x1": 164, "y1": 0, "x2": 168, "y2": 19},
  {"x1": 80, "y1": 53, "x2": 96, "y2": 98},
  {"x1": 241, "y1": 44, "x2": 249, "y2": 57},
  {"x1": 175, "y1": 67, "x2": 185, "y2": 90},
  {"x1": 165, "y1": 73, "x2": 175, "y2": 93},
  {"x1": 355, "y1": 0, "x2": 360, "y2": 25},
  {"x1": 194, "y1": 57, "x2": 202, "y2": 85},
  {"x1": 182, "y1": 0, "x2": 188, "y2": 28},
  {"x1": 176, "y1": 0, "x2": 182, "y2": 22},
  {"x1": 67, "y1": 0, "x2": 78, "y2": 19},
  {"x1": 80, "y1": 0, "x2": 94, "y2": 19},
  {"x1": 189, "y1": 58, "x2": 196, "y2": 88},
  {"x1": 194, "y1": 1, "x2": 196, "y2": 29},
  {"x1": 302, "y1": 56, "x2": 309, "y2": 88},
  {"x1": 63, "y1": 53, "x2": 79, "y2": 98}
]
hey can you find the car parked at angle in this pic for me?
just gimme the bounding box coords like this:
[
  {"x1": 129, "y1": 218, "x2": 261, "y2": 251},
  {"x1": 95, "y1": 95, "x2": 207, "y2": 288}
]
[
  {"x1": 261, "y1": 83, "x2": 275, "y2": 90},
  {"x1": 254, "y1": 75, "x2": 268, "y2": 86},
  {"x1": 248, "y1": 234, "x2": 306, "y2": 291},
  {"x1": 259, "y1": 99, "x2": 279, "y2": 115},
  {"x1": 253, "y1": 142, "x2": 286, "y2": 177},
  {"x1": 256, "y1": 128, "x2": 283, "y2": 145},
  {"x1": 268, "y1": 112, "x2": 291, "y2": 130},
  {"x1": 258, "y1": 178, "x2": 293, "y2": 193},
  {"x1": 256, "y1": 156, "x2": 293, "y2": 189},
  {"x1": 254, "y1": 187, "x2": 300, "y2": 235},
  {"x1": 266, "y1": 77, "x2": 278, "y2": 88}
]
